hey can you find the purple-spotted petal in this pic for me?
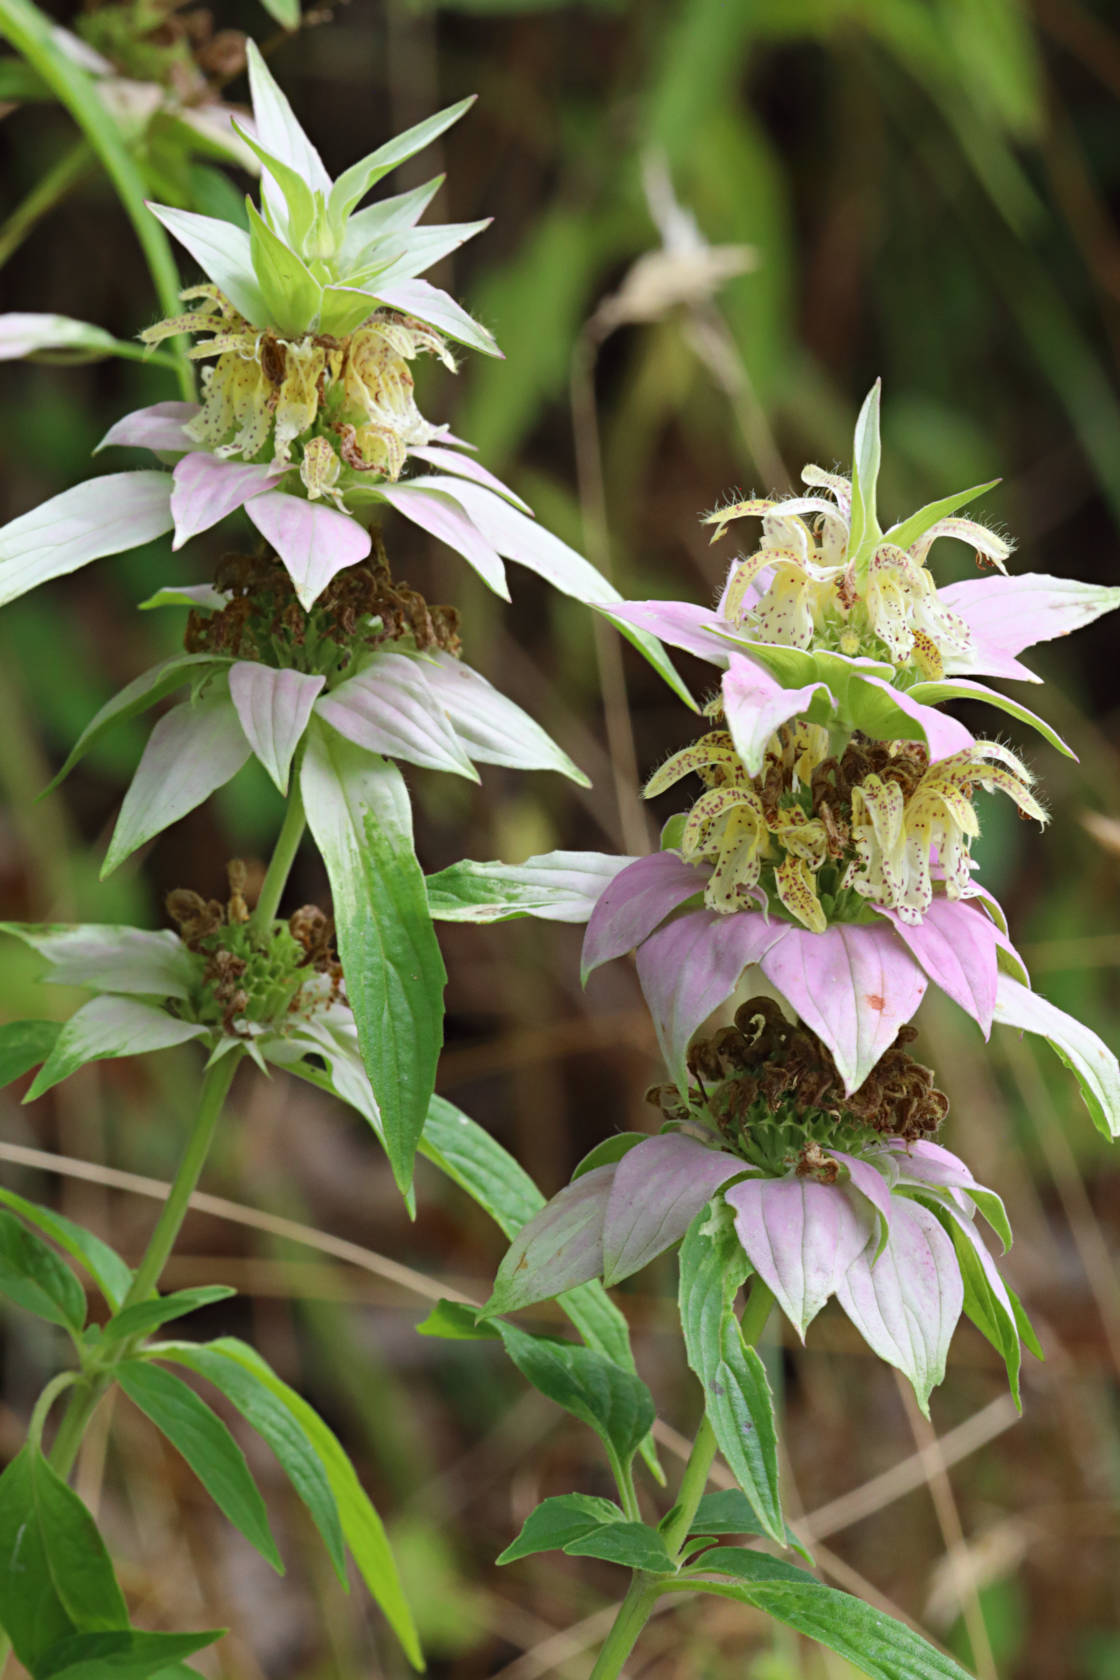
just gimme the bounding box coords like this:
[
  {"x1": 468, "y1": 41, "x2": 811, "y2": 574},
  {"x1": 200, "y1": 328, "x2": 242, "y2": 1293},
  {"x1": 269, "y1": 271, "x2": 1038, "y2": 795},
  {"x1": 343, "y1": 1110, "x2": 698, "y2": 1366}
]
[
  {"x1": 171, "y1": 453, "x2": 284, "y2": 549},
  {"x1": 377, "y1": 482, "x2": 508, "y2": 599},
  {"x1": 582, "y1": 851, "x2": 709, "y2": 981},
  {"x1": 877, "y1": 896, "x2": 999, "y2": 1034},
  {"x1": 760, "y1": 923, "x2": 927, "y2": 1094},
  {"x1": 601, "y1": 600, "x2": 733, "y2": 666},
  {"x1": 601, "y1": 1134, "x2": 743, "y2": 1286},
  {"x1": 941, "y1": 573, "x2": 1120, "y2": 681},
  {"x1": 835, "y1": 1196, "x2": 963, "y2": 1415},
  {"x1": 722, "y1": 655, "x2": 829, "y2": 776},
  {"x1": 314, "y1": 651, "x2": 478, "y2": 778},
  {"x1": 486, "y1": 1165, "x2": 615, "y2": 1313},
  {"x1": 726, "y1": 1174, "x2": 875, "y2": 1339},
  {"x1": 636, "y1": 909, "x2": 785, "y2": 1088},
  {"x1": 97, "y1": 401, "x2": 200, "y2": 455},
  {"x1": 229, "y1": 663, "x2": 324, "y2": 794},
  {"x1": 246, "y1": 492, "x2": 372, "y2": 610}
]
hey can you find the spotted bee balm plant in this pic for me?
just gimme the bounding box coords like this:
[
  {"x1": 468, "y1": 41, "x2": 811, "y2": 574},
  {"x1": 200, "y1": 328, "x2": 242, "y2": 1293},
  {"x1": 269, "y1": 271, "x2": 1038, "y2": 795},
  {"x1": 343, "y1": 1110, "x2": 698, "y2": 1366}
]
[{"x1": 0, "y1": 25, "x2": 1117, "y2": 1680}]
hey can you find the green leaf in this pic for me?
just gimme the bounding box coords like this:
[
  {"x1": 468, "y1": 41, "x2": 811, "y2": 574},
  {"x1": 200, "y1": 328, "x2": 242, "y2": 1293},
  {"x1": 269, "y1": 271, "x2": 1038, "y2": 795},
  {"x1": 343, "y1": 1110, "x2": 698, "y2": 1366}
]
[
  {"x1": 848, "y1": 380, "x2": 883, "y2": 571},
  {"x1": 99, "y1": 1287, "x2": 236, "y2": 1349},
  {"x1": 27, "y1": 997, "x2": 208, "y2": 1100},
  {"x1": 158, "y1": 1337, "x2": 421, "y2": 1667},
  {"x1": 883, "y1": 480, "x2": 1000, "y2": 554},
  {"x1": 246, "y1": 200, "x2": 321, "y2": 336},
  {"x1": 681, "y1": 1573, "x2": 974, "y2": 1679},
  {"x1": 681, "y1": 1544, "x2": 816, "y2": 1588},
  {"x1": 684, "y1": 1489, "x2": 813, "y2": 1565},
  {"x1": 0, "y1": 314, "x2": 163, "y2": 367},
  {"x1": 678, "y1": 1211, "x2": 784, "y2": 1545},
  {"x1": 425, "y1": 851, "x2": 631, "y2": 924},
  {"x1": 906, "y1": 678, "x2": 1074, "y2": 759},
  {"x1": 37, "y1": 1630, "x2": 223, "y2": 1680},
  {"x1": 0, "y1": 1018, "x2": 60, "y2": 1086},
  {"x1": 497, "y1": 1493, "x2": 623, "y2": 1564},
  {"x1": 153, "y1": 1342, "x2": 346, "y2": 1584},
  {"x1": 571, "y1": 1134, "x2": 646, "y2": 1179},
  {"x1": 145, "y1": 203, "x2": 268, "y2": 327},
  {"x1": 42, "y1": 655, "x2": 225, "y2": 796},
  {"x1": 302, "y1": 724, "x2": 446, "y2": 1195},
  {"x1": 0, "y1": 1189, "x2": 132, "y2": 1310},
  {"x1": 117, "y1": 1360, "x2": 282, "y2": 1572},
  {"x1": 0, "y1": 1208, "x2": 86, "y2": 1333},
  {"x1": 564, "y1": 1521, "x2": 676, "y2": 1573},
  {"x1": 1008, "y1": 1283, "x2": 1044, "y2": 1361},
  {"x1": 492, "y1": 1320, "x2": 655, "y2": 1479},
  {"x1": 232, "y1": 120, "x2": 315, "y2": 248},
  {"x1": 420, "y1": 1096, "x2": 663, "y2": 1480},
  {"x1": 994, "y1": 975, "x2": 1120, "y2": 1140},
  {"x1": 328, "y1": 97, "x2": 476, "y2": 228},
  {"x1": 415, "y1": 1298, "x2": 499, "y2": 1341},
  {"x1": 0, "y1": 1446, "x2": 127, "y2": 1672},
  {"x1": 254, "y1": 0, "x2": 298, "y2": 31}
]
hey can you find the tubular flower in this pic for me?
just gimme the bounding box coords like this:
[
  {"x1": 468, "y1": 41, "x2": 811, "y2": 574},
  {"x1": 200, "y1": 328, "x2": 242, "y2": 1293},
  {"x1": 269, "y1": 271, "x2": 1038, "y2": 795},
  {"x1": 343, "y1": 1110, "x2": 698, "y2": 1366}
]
[
  {"x1": 484, "y1": 1003, "x2": 1034, "y2": 1412},
  {"x1": 646, "y1": 721, "x2": 1044, "y2": 936},
  {"x1": 141, "y1": 286, "x2": 450, "y2": 491}
]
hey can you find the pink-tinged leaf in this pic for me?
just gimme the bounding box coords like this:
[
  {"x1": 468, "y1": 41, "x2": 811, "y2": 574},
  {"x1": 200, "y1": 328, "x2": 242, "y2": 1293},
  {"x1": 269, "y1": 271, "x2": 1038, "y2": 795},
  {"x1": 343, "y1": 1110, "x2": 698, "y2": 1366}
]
[
  {"x1": 636, "y1": 909, "x2": 785, "y2": 1089},
  {"x1": 407, "y1": 446, "x2": 532, "y2": 512},
  {"x1": 246, "y1": 492, "x2": 372, "y2": 610},
  {"x1": 906, "y1": 676, "x2": 1076, "y2": 760},
  {"x1": 858, "y1": 675, "x2": 974, "y2": 760},
  {"x1": 722, "y1": 657, "x2": 829, "y2": 776},
  {"x1": 377, "y1": 483, "x2": 508, "y2": 599},
  {"x1": 831, "y1": 1150, "x2": 894, "y2": 1258},
  {"x1": 878, "y1": 897, "x2": 999, "y2": 1034},
  {"x1": 427, "y1": 851, "x2": 636, "y2": 925},
  {"x1": 602, "y1": 1134, "x2": 742, "y2": 1286},
  {"x1": 27, "y1": 996, "x2": 207, "y2": 1099},
  {"x1": 485, "y1": 1166, "x2": 614, "y2": 1314},
  {"x1": 598, "y1": 600, "x2": 733, "y2": 666},
  {"x1": 418, "y1": 652, "x2": 588, "y2": 783},
  {"x1": 314, "y1": 651, "x2": 478, "y2": 779},
  {"x1": 419, "y1": 478, "x2": 614, "y2": 604},
  {"x1": 103, "y1": 688, "x2": 251, "y2": 876},
  {"x1": 994, "y1": 974, "x2": 1120, "y2": 1139},
  {"x1": 931, "y1": 1195, "x2": 1022, "y2": 1397},
  {"x1": 96, "y1": 402, "x2": 200, "y2": 455},
  {"x1": 835, "y1": 1196, "x2": 963, "y2": 1414},
  {"x1": 171, "y1": 454, "x2": 285, "y2": 549},
  {"x1": 0, "y1": 472, "x2": 173, "y2": 608},
  {"x1": 760, "y1": 923, "x2": 927, "y2": 1094},
  {"x1": 0, "y1": 923, "x2": 197, "y2": 999},
  {"x1": 229, "y1": 663, "x2": 324, "y2": 794},
  {"x1": 582, "y1": 852, "x2": 709, "y2": 981},
  {"x1": 726, "y1": 1175, "x2": 875, "y2": 1339},
  {"x1": 373, "y1": 277, "x2": 501, "y2": 358},
  {"x1": 940, "y1": 573, "x2": 1120, "y2": 682}
]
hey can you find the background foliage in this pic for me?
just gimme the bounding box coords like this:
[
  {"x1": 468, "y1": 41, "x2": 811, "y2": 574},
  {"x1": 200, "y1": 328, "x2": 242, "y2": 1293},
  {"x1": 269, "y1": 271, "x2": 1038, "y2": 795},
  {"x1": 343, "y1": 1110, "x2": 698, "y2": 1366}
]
[{"x1": 0, "y1": 0, "x2": 1118, "y2": 1675}]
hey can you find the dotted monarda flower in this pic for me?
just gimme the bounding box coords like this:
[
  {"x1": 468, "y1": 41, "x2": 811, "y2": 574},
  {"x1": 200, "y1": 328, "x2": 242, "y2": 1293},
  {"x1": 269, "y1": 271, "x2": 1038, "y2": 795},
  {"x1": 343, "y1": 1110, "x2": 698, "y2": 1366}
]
[{"x1": 484, "y1": 1003, "x2": 1034, "y2": 1413}]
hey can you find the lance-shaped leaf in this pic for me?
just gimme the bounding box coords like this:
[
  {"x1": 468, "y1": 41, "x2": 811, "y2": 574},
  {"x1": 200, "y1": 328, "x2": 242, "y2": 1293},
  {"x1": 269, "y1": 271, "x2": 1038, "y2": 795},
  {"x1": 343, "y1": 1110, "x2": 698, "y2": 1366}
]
[
  {"x1": 99, "y1": 1285, "x2": 235, "y2": 1348},
  {"x1": 0, "y1": 312, "x2": 122, "y2": 362},
  {"x1": 155, "y1": 1340, "x2": 346, "y2": 1583},
  {"x1": 0, "y1": 1019, "x2": 59, "y2": 1086},
  {"x1": 102, "y1": 686, "x2": 252, "y2": 877},
  {"x1": 678, "y1": 1211, "x2": 784, "y2": 1543},
  {"x1": 408, "y1": 443, "x2": 531, "y2": 511},
  {"x1": 484, "y1": 1165, "x2": 613, "y2": 1314},
  {"x1": 834, "y1": 1197, "x2": 962, "y2": 1416},
  {"x1": 879, "y1": 898, "x2": 1000, "y2": 1036},
  {"x1": 906, "y1": 676, "x2": 1075, "y2": 759},
  {"x1": 28, "y1": 997, "x2": 208, "y2": 1098},
  {"x1": 0, "y1": 1446, "x2": 127, "y2": 1673},
  {"x1": 0, "y1": 1186, "x2": 132, "y2": 1310},
  {"x1": 97, "y1": 401, "x2": 200, "y2": 455},
  {"x1": 0, "y1": 471, "x2": 173, "y2": 608},
  {"x1": 44, "y1": 652, "x2": 227, "y2": 794},
  {"x1": 170, "y1": 453, "x2": 284, "y2": 549},
  {"x1": 427, "y1": 850, "x2": 635, "y2": 925},
  {"x1": 1, "y1": 923, "x2": 198, "y2": 999},
  {"x1": 993, "y1": 975, "x2": 1120, "y2": 1139},
  {"x1": 419, "y1": 652, "x2": 588, "y2": 783},
  {"x1": 35, "y1": 1628, "x2": 223, "y2": 1680},
  {"x1": 146, "y1": 203, "x2": 267, "y2": 325},
  {"x1": 247, "y1": 200, "x2": 321, "y2": 336},
  {"x1": 246, "y1": 492, "x2": 373, "y2": 611},
  {"x1": 848, "y1": 380, "x2": 882, "y2": 570},
  {"x1": 162, "y1": 1335, "x2": 421, "y2": 1666},
  {"x1": 602, "y1": 1134, "x2": 743, "y2": 1287},
  {"x1": 724, "y1": 1175, "x2": 876, "y2": 1340},
  {"x1": 923, "y1": 1195, "x2": 1027, "y2": 1408},
  {"x1": 376, "y1": 481, "x2": 509, "y2": 597},
  {"x1": 883, "y1": 478, "x2": 1001, "y2": 554},
  {"x1": 940, "y1": 572, "x2": 1120, "y2": 682},
  {"x1": 315, "y1": 652, "x2": 478, "y2": 779},
  {"x1": 301, "y1": 721, "x2": 446, "y2": 1192},
  {"x1": 340, "y1": 176, "x2": 445, "y2": 263},
  {"x1": 117, "y1": 1359, "x2": 282, "y2": 1570},
  {"x1": 0, "y1": 1208, "x2": 87, "y2": 1331},
  {"x1": 229, "y1": 663, "x2": 324, "y2": 793},
  {"x1": 582, "y1": 850, "x2": 706, "y2": 979},
  {"x1": 245, "y1": 40, "x2": 331, "y2": 232},
  {"x1": 497, "y1": 1494, "x2": 625, "y2": 1565},
  {"x1": 565, "y1": 1522, "x2": 676, "y2": 1573},
  {"x1": 374, "y1": 276, "x2": 501, "y2": 358},
  {"x1": 362, "y1": 220, "x2": 490, "y2": 291},
  {"x1": 329, "y1": 96, "x2": 475, "y2": 225}
]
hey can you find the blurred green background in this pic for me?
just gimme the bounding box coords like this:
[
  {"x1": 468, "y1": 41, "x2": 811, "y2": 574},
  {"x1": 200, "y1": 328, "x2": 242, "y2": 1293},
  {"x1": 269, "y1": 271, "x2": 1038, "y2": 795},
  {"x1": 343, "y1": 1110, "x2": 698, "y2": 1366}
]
[{"x1": 1, "y1": 0, "x2": 1119, "y2": 1675}]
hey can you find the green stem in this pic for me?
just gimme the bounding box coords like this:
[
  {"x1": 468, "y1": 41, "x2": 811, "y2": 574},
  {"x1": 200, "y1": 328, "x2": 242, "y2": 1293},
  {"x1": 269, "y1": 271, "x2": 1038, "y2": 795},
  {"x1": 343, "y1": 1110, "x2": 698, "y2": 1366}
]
[
  {"x1": 251, "y1": 779, "x2": 306, "y2": 929},
  {"x1": 121, "y1": 1054, "x2": 240, "y2": 1310},
  {"x1": 28, "y1": 1371, "x2": 79, "y2": 1452},
  {"x1": 0, "y1": 138, "x2": 93, "y2": 269},
  {"x1": 0, "y1": 0, "x2": 193, "y2": 400},
  {"x1": 589, "y1": 1278, "x2": 776, "y2": 1677}
]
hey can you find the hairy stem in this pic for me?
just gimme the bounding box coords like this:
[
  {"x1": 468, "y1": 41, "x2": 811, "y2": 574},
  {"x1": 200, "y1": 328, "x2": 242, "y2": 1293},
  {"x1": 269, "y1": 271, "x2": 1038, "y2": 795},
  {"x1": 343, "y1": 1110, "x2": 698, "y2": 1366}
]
[
  {"x1": 588, "y1": 1277, "x2": 776, "y2": 1678},
  {"x1": 251, "y1": 780, "x2": 306, "y2": 929}
]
